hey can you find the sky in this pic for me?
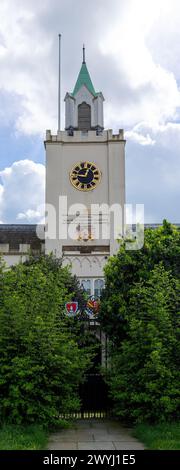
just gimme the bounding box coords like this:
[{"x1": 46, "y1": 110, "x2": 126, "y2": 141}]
[{"x1": 0, "y1": 0, "x2": 180, "y2": 224}]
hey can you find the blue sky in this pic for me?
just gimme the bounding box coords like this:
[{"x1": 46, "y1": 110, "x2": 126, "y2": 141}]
[
  {"x1": 0, "y1": 0, "x2": 180, "y2": 224},
  {"x1": 0, "y1": 129, "x2": 44, "y2": 171}
]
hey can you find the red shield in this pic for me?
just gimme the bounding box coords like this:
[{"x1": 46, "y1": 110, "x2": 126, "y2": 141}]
[{"x1": 65, "y1": 302, "x2": 78, "y2": 314}]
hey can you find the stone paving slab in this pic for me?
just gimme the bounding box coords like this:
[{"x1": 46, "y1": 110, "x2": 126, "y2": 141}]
[
  {"x1": 113, "y1": 441, "x2": 145, "y2": 450},
  {"x1": 47, "y1": 419, "x2": 145, "y2": 450},
  {"x1": 57, "y1": 431, "x2": 94, "y2": 440},
  {"x1": 77, "y1": 441, "x2": 116, "y2": 450},
  {"x1": 93, "y1": 434, "x2": 140, "y2": 442}
]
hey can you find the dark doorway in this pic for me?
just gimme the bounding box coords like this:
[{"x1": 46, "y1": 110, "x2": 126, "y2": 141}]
[
  {"x1": 59, "y1": 328, "x2": 110, "y2": 419},
  {"x1": 79, "y1": 333, "x2": 110, "y2": 418},
  {"x1": 79, "y1": 373, "x2": 108, "y2": 417},
  {"x1": 78, "y1": 102, "x2": 91, "y2": 131}
]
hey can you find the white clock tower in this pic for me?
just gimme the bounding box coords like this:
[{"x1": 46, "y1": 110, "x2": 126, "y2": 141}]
[{"x1": 45, "y1": 48, "x2": 126, "y2": 296}]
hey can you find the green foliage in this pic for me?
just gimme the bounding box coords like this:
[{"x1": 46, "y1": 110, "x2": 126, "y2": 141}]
[
  {"x1": 108, "y1": 265, "x2": 180, "y2": 422},
  {"x1": 100, "y1": 221, "x2": 180, "y2": 422},
  {"x1": 133, "y1": 422, "x2": 180, "y2": 450},
  {"x1": 24, "y1": 254, "x2": 87, "y2": 313},
  {"x1": 100, "y1": 220, "x2": 180, "y2": 341},
  {"x1": 0, "y1": 255, "x2": 91, "y2": 425},
  {"x1": 0, "y1": 424, "x2": 48, "y2": 450}
]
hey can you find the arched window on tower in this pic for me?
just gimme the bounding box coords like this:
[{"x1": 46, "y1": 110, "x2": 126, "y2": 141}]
[{"x1": 78, "y1": 102, "x2": 91, "y2": 131}]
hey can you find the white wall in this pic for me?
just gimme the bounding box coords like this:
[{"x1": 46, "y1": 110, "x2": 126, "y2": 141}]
[{"x1": 45, "y1": 129, "x2": 126, "y2": 276}]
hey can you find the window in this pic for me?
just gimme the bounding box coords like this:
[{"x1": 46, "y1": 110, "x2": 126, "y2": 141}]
[
  {"x1": 81, "y1": 278, "x2": 105, "y2": 298},
  {"x1": 94, "y1": 279, "x2": 104, "y2": 298},
  {"x1": 81, "y1": 279, "x2": 91, "y2": 297},
  {"x1": 78, "y1": 102, "x2": 91, "y2": 131}
]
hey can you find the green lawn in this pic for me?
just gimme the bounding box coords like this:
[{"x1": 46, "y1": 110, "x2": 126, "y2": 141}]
[
  {"x1": 133, "y1": 422, "x2": 180, "y2": 450},
  {"x1": 0, "y1": 424, "x2": 48, "y2": 450}
]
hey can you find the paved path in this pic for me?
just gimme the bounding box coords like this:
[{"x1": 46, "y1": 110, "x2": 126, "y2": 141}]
[{"x1": 47, "y1": 419, "x2": 145, "y2": 450}]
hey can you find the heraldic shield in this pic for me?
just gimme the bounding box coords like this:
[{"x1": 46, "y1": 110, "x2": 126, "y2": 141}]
[{"x1": 65, "y1": 302, "x2": 78, "y2": 315}]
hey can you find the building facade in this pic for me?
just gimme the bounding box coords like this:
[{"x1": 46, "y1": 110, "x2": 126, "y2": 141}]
[
  {"x1": 45, "y1": 51, "x2": 125, "y2": 296},
  {"x1": 1, "y1": 51, "x2": 178, "y2": 296},
  {"x1": 0, "y1": 51, "x2": 125, "y2": 294}
]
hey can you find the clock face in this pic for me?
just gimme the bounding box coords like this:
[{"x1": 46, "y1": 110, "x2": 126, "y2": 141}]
[{"x1": 69, "y1": 161, "x2": 101, "y2": 191}]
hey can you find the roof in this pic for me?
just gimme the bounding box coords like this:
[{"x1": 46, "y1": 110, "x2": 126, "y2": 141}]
[
  {"x1": 72, "y1": 62, "x2": 97, "y2": 97},
  {"x1": 0, "y1": 224, "x2": 45, "y2": 250}
]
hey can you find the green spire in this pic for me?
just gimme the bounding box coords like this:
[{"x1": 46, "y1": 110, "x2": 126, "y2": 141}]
[{"x1": 72, "y1": 48, "x2": 97, "y2": 97}]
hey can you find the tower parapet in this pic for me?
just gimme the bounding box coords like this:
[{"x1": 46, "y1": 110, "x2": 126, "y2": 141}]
[{"x1": 45, "y1": 128, "x2": 125, "y2": 145}]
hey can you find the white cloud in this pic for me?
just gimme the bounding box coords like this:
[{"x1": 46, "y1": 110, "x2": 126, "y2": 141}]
[
  {"x1": 0, "y1": 0, "x2": 180, "y2": 135},
  {"x1": 125, "y1": 121, "x2": 180, "y2": 148},
  {"x1": 0, "y1": 184, "x2": 4, "y2": 222},
  {"x1": 0, "y1": 0, "x2": 57, "y2": 135},
  {"x1": 125, "y1": 129, "x2": 155, "y2": 146},
  {"x1": 0, "y1": 160, "x2": 45, "y2": 223},
  {"x1": 17, "y1": 208, "x2": 44, "y2": 222},
  {"x1": 100, "y1": 0, "x2": 180, "y2": 128}
]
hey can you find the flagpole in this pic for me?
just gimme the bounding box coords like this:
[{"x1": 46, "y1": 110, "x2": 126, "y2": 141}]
[{"x1": 58, "y1": 33, "x2": 61, "y2": 132}]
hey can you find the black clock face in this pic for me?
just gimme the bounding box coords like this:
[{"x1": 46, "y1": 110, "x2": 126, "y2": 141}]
[{"x1": 70, "y1": 161, "x2": 101, "y2": 191}]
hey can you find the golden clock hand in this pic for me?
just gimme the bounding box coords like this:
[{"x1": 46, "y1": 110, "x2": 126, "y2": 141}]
[{"x1": 79, "y1": 169, "x2": 89, "y2": 177}]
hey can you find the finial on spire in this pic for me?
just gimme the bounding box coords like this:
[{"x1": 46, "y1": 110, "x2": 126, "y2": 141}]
[{"x1": 83, "y1": 44, "x2": 86, "y2": 63}]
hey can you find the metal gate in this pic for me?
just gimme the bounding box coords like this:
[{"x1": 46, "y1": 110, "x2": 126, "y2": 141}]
[
  {"x1": 59, "y1": 372, "x2": 110, "y2": 420},
  {"x1": 79, "y1": 373, "x2": 109, "y2": 418},
  {"x1": 59, "y1": 326, "x2": 110, "y2": 419}
]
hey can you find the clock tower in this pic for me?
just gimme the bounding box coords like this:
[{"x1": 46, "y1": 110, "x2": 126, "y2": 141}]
[{"x1": 45, "y1": 48, "x2": 125, "y2": 296}]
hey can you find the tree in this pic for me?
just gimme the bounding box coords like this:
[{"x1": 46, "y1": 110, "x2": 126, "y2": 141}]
[
  {"x1": 99, "y1": 221, "x2": 180, "y2": 422},
  {"x1": 107, "y1": 264, "x2": 180, "y2": 422},
  {"x1": 99, "y1": 220, "x2": 180, "y2": 342},
  {"x1": 0, "y1": 255, "x2": 91, "y2": 425}
]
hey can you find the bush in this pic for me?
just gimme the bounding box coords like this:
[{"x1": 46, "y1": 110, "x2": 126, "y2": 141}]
[
  {"x1": 133, "y1": 422, "x2": 180, "y2": 450},
  {"x1": 107, "y1": 264, "x2": 180, "y2": 422},
  {"x1": 99, "y1": 221, "x2": 180, "y2": 422},
  {"x1": 100, "y1": 220, "x2": 180, "y2": 342},
  {"x1": 0, "y1": 255, "x2": 90, "y2": 425}
]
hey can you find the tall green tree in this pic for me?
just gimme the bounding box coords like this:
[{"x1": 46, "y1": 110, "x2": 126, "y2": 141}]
[
  {"x1": 99, "y1": 220, "x2": 180, "y2": 342},
  {"x1": 99, "y1": 221, "x2": 180, "y2": 422},
  {"x1": 108, "y1": 264, "x2": 180, "y2": 422},
  {"x1": 0, "y1": 255, "x2": 91, "y2": 425}
]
